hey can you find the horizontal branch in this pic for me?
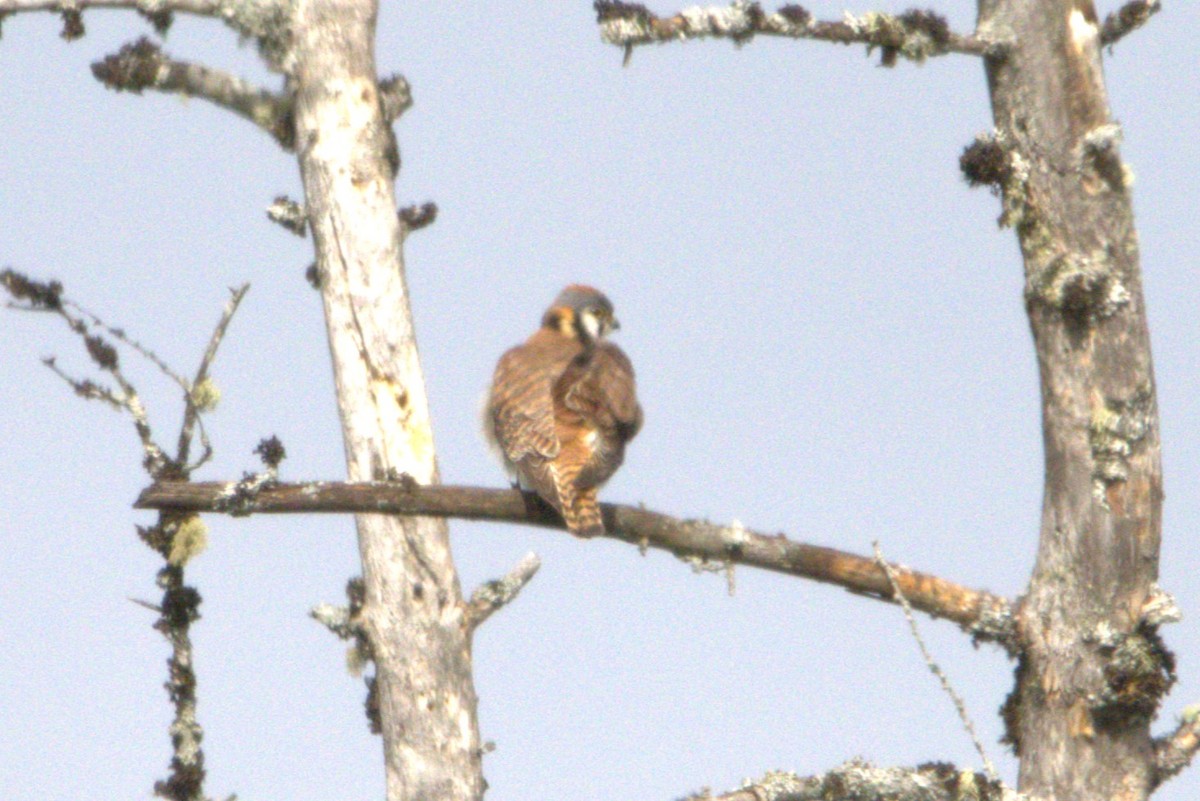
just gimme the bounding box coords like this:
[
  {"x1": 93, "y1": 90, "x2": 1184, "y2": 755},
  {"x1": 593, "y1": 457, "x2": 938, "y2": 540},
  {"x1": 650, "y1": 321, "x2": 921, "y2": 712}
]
[
  {"x1": 136, "y1": 480, "x2": 1017, "y2": 649},
  {"x1": 93, "y1": 38, "x2": 294, "y2": 148},
  {"x1": 0, "y1": 0, "x2": 294, "y2": 71},
  {"x1": 593, "y1": 2, "x2": 1004, "y2": 66},
  {"x1": 682, "y1": 759, "x2": 1023, "y2": 801}
]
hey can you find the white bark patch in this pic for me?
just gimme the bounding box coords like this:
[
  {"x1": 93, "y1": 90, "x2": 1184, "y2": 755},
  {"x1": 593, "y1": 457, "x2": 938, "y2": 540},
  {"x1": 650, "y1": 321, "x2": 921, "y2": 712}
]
[
  {"x1": 680, "y1": 3, "x2": 755, "y2": 36},
  {"x1": 307, "y1": 76, "x2": 379, "y2": 165},
  {"x1": 598, "y1": 18, "x2": 647, "y2": 45},
  {"x1": 368, "y1": 377, "x2": 436, "y2": 482},
  {"x1": 1067, "y1": 8, "x2": 1098, "y2": 52}
]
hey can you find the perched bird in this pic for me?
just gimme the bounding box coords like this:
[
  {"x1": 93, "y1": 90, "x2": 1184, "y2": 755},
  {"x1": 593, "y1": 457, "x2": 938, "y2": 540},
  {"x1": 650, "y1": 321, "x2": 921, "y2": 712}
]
[{"x1": 486, "y1": 285, "x2": 642, "y2": 537}]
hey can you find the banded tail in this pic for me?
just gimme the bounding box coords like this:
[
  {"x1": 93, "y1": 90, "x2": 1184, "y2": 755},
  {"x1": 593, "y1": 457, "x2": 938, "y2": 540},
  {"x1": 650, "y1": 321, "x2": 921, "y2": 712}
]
[{"x1": 551, "y1": 467, "x2": 605, "y2": 538}]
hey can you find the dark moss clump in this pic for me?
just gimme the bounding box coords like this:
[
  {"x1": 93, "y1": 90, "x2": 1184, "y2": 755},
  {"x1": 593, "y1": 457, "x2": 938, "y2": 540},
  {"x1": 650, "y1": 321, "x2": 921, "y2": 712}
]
[{"x1": 960, "y1": 137, "x2": 1010, "y2": 189}]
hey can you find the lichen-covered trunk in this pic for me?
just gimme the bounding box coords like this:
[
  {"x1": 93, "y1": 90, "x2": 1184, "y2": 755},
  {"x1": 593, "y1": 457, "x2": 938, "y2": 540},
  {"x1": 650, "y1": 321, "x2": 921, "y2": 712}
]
[
  {"x1": 978, "y1": 1, "x2": 1165, "y2": 799},
  {"x1": 289, "y1": 1, "x2": 484, "y2": 799}
]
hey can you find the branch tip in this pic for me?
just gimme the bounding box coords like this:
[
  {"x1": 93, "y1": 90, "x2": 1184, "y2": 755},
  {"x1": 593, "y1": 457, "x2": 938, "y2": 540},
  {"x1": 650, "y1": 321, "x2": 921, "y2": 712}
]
[
  {"x1": 1, "y1": 268, "x2": 63, "y2": 310},
  {"x1": 465, "y1": 552, "x2": 542, "y2": 631},
  {"x1": 267, "y1": 196, "x2": 308, "y2": 237},
  {"x1": 378, "y1": 73, "x2": 413, "y2": 122},
  {"x1": 92, "y1": 36, "x2": 163, "y2": 93},
  {"x1": 399, "y1": 201, "x2": 438, "y2": 233},
  {"x1": 1100, "y1": 0, "x2": 1160, "y2": 47}
]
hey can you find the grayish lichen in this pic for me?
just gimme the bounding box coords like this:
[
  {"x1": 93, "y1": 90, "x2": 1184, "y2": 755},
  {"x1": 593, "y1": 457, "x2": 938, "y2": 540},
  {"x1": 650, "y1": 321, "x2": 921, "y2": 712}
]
[
  {"x1": 1028, "y1": 248, "x2": 1130, "y2": 323},
  {"x1": 740, "y1": 769, "x2": 806, "y2": 799},
  {"x1": 598, "y1": 16, "x2": 647, "y2": 45},
  {"x1": 968, "y1": 601, "x2": 1018, "y2": 651},
  {"x1": 1089, "y1": 384, "x2": 1154, "y2": 506},
  {"x1": 999, "y1": 145, "x2": 1031, "y2": 229},
  {"x1": 1140, "y1": 583, "x2": 1182, "y2": 627},
  {"x1": 680, "y1": 2, "x2": 756, "y2": 37},
  {"x1": 213, "y1": 468, "x2": 278, "y2": 516}
]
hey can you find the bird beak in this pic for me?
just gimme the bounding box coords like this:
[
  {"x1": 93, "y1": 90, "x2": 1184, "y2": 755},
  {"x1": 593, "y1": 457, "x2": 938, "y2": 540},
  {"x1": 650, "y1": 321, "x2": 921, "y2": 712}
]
[{"x1": 610, "y1": 317, "x2": 621, "y2": 332}]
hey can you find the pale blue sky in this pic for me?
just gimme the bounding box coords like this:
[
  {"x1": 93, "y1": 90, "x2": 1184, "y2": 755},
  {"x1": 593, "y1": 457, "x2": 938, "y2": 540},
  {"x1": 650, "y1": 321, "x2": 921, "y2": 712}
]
[{"x1": 2, "y1": 3, "x2": 1198, "y2": 800}]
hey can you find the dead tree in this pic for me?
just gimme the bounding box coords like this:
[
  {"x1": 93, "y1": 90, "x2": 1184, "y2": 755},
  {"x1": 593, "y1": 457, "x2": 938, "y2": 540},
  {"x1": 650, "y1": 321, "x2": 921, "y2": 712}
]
[
  {"x1": 1, "y1": 0, "x2": 479, "y2": 799},
  {"x1": 5, "y1": 1, "x2": 1198, "y2": 801},
  {"x1": 586, "y1": 2, "x2": 1184, "y2": 800}
]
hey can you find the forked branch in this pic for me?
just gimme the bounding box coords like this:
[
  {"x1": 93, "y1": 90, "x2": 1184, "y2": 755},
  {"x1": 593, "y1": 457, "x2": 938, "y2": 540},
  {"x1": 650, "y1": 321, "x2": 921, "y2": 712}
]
[{"x1": 135, "y1": 480, "x2": 1018, "y2": 650}]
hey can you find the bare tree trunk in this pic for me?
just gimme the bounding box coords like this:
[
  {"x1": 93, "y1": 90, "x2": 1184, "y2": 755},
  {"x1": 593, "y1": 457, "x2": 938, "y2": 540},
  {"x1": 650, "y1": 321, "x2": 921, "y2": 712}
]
[
  {"x1": 980, "y1": 1, "x2": 1166, "y2": 799},
  {"x1": 290, "y1": 0, "x2": 483, "y2": 798}
]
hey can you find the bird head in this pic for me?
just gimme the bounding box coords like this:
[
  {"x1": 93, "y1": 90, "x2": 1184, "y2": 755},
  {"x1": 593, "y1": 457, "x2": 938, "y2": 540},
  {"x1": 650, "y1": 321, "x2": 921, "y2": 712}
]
[{"x1": 542, "y1": 285, "x2": 620, "y2": 343}]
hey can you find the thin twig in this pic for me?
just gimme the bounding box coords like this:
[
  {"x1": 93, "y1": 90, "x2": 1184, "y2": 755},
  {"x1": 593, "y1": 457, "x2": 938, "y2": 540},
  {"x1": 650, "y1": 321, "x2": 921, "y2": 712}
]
[
  {"x1": 67, "y1": 299, "x2": 189, "y2": 389},
  {"x1": 129, "y1": 597, "x2": 163, "y2": 613},
  {"x1": 176, "y1": 283, "x2": 249, "y2": 468},
  {"x1": 41, "y1": 356, "x2": 125, "y2": 410},
  {"x1": 873, "y1": 541, "x2": 998, "y2": 781},
  {"x1": 108, "y1": 360, "x2": 169, "y2": 476},
  {"x1": 32, "y1": 301, "x2": 169, "y2": 474}
]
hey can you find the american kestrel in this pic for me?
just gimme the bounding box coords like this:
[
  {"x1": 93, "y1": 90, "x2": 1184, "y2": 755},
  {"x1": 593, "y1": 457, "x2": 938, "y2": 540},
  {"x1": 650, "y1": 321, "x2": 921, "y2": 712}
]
[{"x1": 486, "y1": 285, "x2": 642, "y2": 537}]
